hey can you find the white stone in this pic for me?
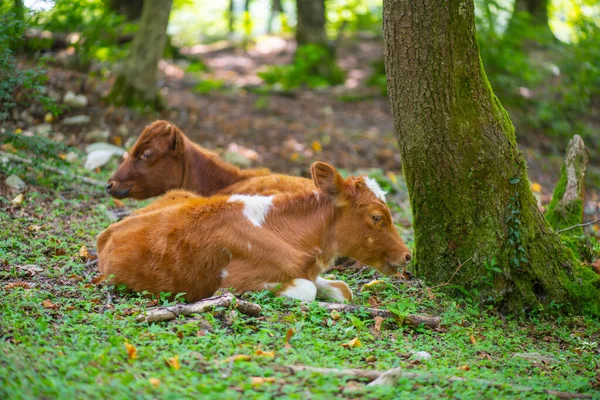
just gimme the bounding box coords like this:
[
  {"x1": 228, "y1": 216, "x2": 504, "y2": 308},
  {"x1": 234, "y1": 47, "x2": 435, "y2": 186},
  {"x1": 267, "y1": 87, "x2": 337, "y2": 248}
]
[
  {"x1": 6, "y1": 174, "x2": 26, "y2": 190},
  {"x1": 63, "y1": 115, "x2": 91, "y2": 125},
  {"x1": 413, "y1": 351, "x2": 432, "y2": 361},
  {"x1": 63, "y1": 91, "x2": 88, "y2": 108}
]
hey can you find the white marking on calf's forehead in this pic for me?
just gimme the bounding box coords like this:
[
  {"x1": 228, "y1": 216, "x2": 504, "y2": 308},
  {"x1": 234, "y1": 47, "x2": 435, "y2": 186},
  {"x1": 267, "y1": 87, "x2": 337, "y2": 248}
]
[
  {"x1": 221, "y1": 269, "x2": 229, "y2": 279},
  {"x1": 364, "y1": 177, "x2": 387, "y2": 202},
  {"x1": 279, "y1": 278, "x2": 317, "y2": 302},
  {"x1": 227, "y1": 194, "x2": 274, "y2": 227}
]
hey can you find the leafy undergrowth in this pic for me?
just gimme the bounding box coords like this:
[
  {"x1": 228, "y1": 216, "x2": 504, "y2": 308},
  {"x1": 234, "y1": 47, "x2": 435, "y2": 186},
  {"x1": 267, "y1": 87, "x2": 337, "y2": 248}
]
[{"x1": 1, "y1": 147, "x2": 600, "y2": 399}]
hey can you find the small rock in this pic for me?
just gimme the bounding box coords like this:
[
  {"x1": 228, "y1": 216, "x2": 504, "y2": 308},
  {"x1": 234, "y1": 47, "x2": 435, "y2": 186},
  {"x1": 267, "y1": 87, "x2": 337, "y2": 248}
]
[
  {"x1": 53, "y1": 132, "x2": 66, "y2": 142},
  {"x1": 412, "y1": 351, "x2": 432, "y2": 361},
  {"x1": 223, "y1": 151, "x2": 252, "y2": 168},
  {"x1": 20, "y1": 110, "x2": 33, "y2": 125},
  {"x1": 116, "y1": 124, "x2": 129, "y2": 137},
  {"x1": 63, "y1": 91, "x2": 88, "y2": 108},
  {"x1": 513, "y1": 352, "x2": 556, "y2": 364},
  {"x1": 84, "y1": 128, "x2": 110, "y2": 142},
  {"x1": 6, "y1": 175, "x2": 26, "y2": 191},
  {"x1": 63, "y1": 115, "x2": 91, "y2": 125},
  {"x1": 84, "y1": 150, "x2": 117, "y2": 170},
  {"x1": 32, "y1": 123, "x2": 53, "y2": 137},
  {"x1": 85, "y1": 142, "x2": 125, "y2": 156},
  {"x1": 65, "y1": 151, "x2": 79, "y2": 164}
]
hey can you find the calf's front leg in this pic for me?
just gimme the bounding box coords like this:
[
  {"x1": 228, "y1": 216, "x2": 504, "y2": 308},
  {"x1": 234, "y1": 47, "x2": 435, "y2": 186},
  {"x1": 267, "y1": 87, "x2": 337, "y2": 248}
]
[
  {"x1": 315, "y1": 277, "x2": 353, "y2": 302},
  {"x1": 277, "y1": 278, "x2": 317, "y2": 302}
]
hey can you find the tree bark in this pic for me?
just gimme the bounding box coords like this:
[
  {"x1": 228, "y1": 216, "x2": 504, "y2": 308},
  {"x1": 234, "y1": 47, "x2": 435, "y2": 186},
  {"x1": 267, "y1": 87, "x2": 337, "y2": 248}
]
[
  {"x1": 106, "y1": 0, "x2": 144, "y2": 21},
  {"x1": 382, "y1": 0, "x2": 599, "y2": 315},
  {"x1": 108, "y1": 0, "x2": 172, "y2": 109},
  {"x1": 295, "y1": 0, "x2": 328, "y2": 48}
]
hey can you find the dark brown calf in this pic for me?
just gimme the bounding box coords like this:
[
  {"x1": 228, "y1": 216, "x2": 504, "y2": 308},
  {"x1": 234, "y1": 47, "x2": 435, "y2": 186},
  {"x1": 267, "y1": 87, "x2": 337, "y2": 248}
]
[
  {"x1": 106, "y1": 120, "x2": 313, "y2": 199},
  {"x1": 98, "y1": 162, "x2": 411, "y2": 303}
]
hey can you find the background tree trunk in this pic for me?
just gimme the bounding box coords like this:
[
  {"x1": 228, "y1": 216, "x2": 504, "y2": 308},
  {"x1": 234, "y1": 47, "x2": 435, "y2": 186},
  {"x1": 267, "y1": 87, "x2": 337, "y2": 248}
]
[
  {"x1": 296, "y1": 0, "x2": 328, "y2": 48},
  {"x1": 382, "y1": 0, "x2": 599, "y2": 315},
  {"x1": 106, "y1": 0, "x2": 144, "y2": 21},
  {"x1": 267, "y1": 0, "x2": 282, "y2": 34},
  {"x1": 108, "y1": 0, "x2": 172, "y2": 109},
  {"x1": 506, "y1": 0, "x2": 555, "y2": 42}
]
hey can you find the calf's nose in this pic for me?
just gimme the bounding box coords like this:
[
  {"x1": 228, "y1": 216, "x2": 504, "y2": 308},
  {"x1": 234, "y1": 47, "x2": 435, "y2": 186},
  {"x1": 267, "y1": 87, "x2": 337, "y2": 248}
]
[
  {"x1": 105, "y1": 182, "x2": 113, "y2": 193},
  {"x1": 404, "y1": 253, "x2": 412, "y2": 264}
]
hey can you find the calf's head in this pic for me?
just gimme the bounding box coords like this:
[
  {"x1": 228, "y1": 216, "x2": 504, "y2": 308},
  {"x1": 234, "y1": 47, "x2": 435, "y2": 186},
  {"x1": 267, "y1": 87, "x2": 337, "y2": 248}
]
[
  {"x1": 106, "y1": 121, "x2": 186, "y2": 199},
  {"x1": 312, "y1": 162, "x2": 411, "y2": 275}
]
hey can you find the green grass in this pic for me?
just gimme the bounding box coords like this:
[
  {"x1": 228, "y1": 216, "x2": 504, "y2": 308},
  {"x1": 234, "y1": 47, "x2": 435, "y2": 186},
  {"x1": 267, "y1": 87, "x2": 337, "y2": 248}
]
[{"x1": 1, "y1": 141, "x2": 599, "y2": 399}]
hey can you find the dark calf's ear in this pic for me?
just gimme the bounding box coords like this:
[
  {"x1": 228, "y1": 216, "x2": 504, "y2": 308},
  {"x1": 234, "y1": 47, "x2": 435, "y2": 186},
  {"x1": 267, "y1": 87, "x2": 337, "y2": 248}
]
[
  {"x1": 311, "y1": 162, "x2": 344, "y2": 197},
  {"x1": 166, "y1": 123, "x2": 185, "y2": 153}
]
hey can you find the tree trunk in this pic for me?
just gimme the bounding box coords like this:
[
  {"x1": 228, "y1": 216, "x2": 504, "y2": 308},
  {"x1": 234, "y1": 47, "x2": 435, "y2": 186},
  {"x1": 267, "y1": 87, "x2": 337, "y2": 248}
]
[
  {"x1": 267, "y1": 0, "x2": 282, "y2": 34},
  {"x1": 506, "y1": 0, "x2": 555, "y2": 42},
  {"x1": 296, "y1": 0, "x2": 328, "y2": 48},
  {"x1": 228, "y1": 0, "x2": 235, "y2": 34},
  {"x1": 382, "y1": 0, "x2": 599, "y2": 315},
  {"x1": 108, "y1": 0, "x2": 172, "y2": 109},
  {"x1": 106, "y1": 0, "x2": 144, "y2": 21}
]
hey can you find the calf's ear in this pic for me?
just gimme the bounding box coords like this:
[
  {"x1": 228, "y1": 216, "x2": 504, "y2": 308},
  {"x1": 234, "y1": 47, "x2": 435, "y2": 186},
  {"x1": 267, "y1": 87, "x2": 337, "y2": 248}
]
[
  {"x1": 311, "y1": 162, "x2": 344, "y2": 197},
  {"x1": 165, "y1": 123, "x2": 185, "y2": 153}
]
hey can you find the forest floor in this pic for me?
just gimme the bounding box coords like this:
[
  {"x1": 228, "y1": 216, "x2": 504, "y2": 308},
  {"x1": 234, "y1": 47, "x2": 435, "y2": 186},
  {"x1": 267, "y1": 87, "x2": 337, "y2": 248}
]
[{"x1": 1, "y1": 36, "x2": 600, "y2": 398}]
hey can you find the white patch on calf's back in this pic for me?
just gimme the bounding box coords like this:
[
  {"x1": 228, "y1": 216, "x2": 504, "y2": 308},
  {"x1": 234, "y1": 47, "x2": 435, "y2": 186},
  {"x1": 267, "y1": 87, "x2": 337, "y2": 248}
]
[
  {"x1": 364, "y1": 177, "x2": 387, "y2": 202},
  {"x1": 279, "y1": 278, "x2": 317, "y2": 302},
  {"x1": 227, "y1": 195, "x2": 273, "y2": 227},
  {"x1": 316, "y1": 277, "x2": 353, "y2": 302}
]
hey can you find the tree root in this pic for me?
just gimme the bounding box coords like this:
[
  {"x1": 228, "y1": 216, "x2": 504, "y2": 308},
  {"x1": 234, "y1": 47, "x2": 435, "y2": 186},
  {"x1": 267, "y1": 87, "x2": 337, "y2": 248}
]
[
  {"x1": 279, "y1": 364, "x2": 593, "y2": 398},
  {"x1": 135, "y1": 291, "x2": 262, "y2": 323}
]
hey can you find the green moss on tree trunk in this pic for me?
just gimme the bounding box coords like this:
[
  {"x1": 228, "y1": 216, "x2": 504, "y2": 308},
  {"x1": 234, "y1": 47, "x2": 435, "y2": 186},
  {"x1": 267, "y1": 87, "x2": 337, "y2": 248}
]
[{"x1": 382, "y1": 0, "x2": 600, "y2": 316}]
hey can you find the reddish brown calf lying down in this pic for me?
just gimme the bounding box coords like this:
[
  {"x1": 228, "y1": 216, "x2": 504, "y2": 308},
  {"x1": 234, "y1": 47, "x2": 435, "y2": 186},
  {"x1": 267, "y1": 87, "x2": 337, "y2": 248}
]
[
  {"x1": 105, "y1": 120, "x2": 314, "y2": 199},
  {"x1": 98, "y1": 162, "x2": 411, "y2": 303}
]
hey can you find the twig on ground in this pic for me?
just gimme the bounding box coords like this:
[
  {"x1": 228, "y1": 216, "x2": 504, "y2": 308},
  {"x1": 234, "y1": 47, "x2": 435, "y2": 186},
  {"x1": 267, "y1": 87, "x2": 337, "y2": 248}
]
[
  {"x1": 1, "y1": 151, "x2": 106, "y2": 187},
  {"x1": 429, "y1": 256, "x2": 473, "y2": 290},
  {"x1": 557, "y1": 218, "x2": 600, "y2": 234},
  {"x1": 136, "y1": 291, "x2": 262, "y2": 323},
  {"x1": 307, "y1": 302, "x2": 441, "y2": 329},
  {"x1": 278, "y1": 364, "x2": 592, "y2": 398}
]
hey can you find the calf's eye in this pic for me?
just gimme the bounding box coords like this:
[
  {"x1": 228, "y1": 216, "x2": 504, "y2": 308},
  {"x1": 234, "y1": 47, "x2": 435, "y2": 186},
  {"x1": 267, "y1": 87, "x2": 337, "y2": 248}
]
[
  {"x1": 141, "y1": 150, "x2": 153, "y2": 160},
  {"x1": 372, "y1": 215, "x2": 382, "y2": 222}
]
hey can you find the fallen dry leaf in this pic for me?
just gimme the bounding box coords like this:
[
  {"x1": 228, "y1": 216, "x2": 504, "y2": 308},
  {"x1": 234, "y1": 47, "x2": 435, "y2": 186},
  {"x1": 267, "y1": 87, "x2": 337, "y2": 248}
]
[
  {"x1": 1, "y1": 143, "x2": 17, "y2": 153},
  {"x1": 330, "y1": 310, "x2": 341, "y2": 320},
  {"x1": 4, "y1": 282, "x2": 31, "y2": 290},
  {"x1": 165, "y1": 355, "x2": 180, "y2": 370},
  {"x1": 42, "y1": 299, "x2": 57, "y2": 309},
  {"x1": 469, "y1": 334, "x2": 477, "y2": 345},
  {"x1": 342, "y1": 337, "x2": 361, "y2": 348},
  {"x1": 362, "y1": 279, "x2": 383, "y2": 290},
  {"x1": 91, "y1": 275, "x2": 107, "y2": 285},
  {"x1": 285, "y1": 328, "x2": 295, "y2": 349},
  {"x1": 11, "y1": 194, "x2": 25, "y2": 205},
  {"x1": 251, "y1": 377, "x2": 276, "y2": 386},
  {"x1": 365, "y1": 355, "x2": 377, "y2": 363},
  {"x1": 58, "y1": 153, "x2": 67, "y2": 160},
  {"x1": 69, "y1": 274, "x2": 84, "y2": 282},
  {"x1": 373, "y1": 316, "x2": 385, "y2": 334},
  {"x1": 27, "y1": 225, "x2": 42, "y2": 232},
  {"x1": 149, "y1": 378, "x2": 160, "y2": 388},
  {"x1": 457, "y1": 364, "x2": 471, "y2": 371},
  {"x1": 311, "y1": 140, "x2": 322, "y2": 153},
  {"x1": 124, "y1": 342, "x2": 137, "y2": 360},
  {"x1": 254, "y1": 349, "x2": 275, "y2": 358},
  {"x1": 224, "y1": 354, "x2": 252, "y2": 363},
  {"x1": 531, "y1": 182, "x2": 542, "y2": 193}
]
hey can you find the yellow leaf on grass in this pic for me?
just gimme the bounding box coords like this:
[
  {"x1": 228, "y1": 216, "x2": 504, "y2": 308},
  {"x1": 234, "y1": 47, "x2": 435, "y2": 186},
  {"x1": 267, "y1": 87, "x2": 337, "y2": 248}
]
[
  {"x1": 11, "y1": 194, "x2": 24, "y2": 205},
  {"x1": 386, "y1": 171, "x2": 398, "y2": 185},
  {"x1": 457, "y1": 364, "x2": 471, "y2": 371},
  {"x1": 149, "y1": 378, "x2": 160, "y2": 388},
  {"x1": 373, "y1": 316, "x2": 385, "y2": 334},
  {"x1": 284, "y1": 328, "x2": 295, "y2": 349},
  {"x1": 1, "y1": 143, "x2": 17, "y2": 152},
  {"x1": 254, "y1": 349, "x2": 275, "y2": 358},
  {"x1": 290, "y1": 152, "x2": 300, "y2": 162},
  {"x1": 44, "y1": 113, "x2": 54, "y2": 123},
  {"x1": 165, "y1": 355, "x2": 180, "y2": 370},
  {"x1": 79, "y1": 245, "x2": 92, "y2": 261},
  {"x1": 330, "y1": 310, "x2": 341, "y2": 320},
  {"x1": 531, "y1": 182, "x2": 542, "y2": 193},
  {"x1": 311, "y1": 141, "x2": 322, "y2": 153},
  {"x1": 14, "y1": 128, "x2": 23, "y2": 134},
  {"x1": 342, "y1": 337, "x2": 361, "y2": 348},
  {"x1": 469, "y1": 334, "x2": 477, "y2": 346},
  {"x1": 124, "y1": 342, "x2": 137, "y2": 360},
  {"x1": 58, "y1": 153, "x2": 67, "y2": 161},
  {"x1": 362, "y1": 280, "x2": 383, "y2": 290},
  {"x1": 224, "y1": 354, "x2": 252, "y2": 363},
  {"x1": 5, "y1": 282, "x2": 31, "y2": 290},
  {"x1": 251, "y1": 377, "x2": 276, "y2": 386}
]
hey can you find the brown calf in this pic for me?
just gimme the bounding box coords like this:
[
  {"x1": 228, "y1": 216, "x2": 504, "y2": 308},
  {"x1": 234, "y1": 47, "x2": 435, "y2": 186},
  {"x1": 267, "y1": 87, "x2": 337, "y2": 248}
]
[
  {"x1": 105, "y1": 120, "x2": 313, "y2": 199},
  {"x1": 98, "y1": 162, "x2": 411, "y2": 303}
]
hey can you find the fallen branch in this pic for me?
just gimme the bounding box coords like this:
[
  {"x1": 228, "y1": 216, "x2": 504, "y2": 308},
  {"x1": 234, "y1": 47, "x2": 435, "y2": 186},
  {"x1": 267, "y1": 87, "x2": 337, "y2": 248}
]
[
  {"x1": 309, "y1": 302, "x2": 441, "y2": 329},
  {"x1": 1, "y1": 151, "x2": 105, "y2": 187},
  {"x1": 557, "y1": 218, "x2": 600, "y2": 234},
  {"x1": 279, "y1": 364, "x2": 592, "y2": 398},
  {"x1": 429, "y1": 256, "x2": 473, "y2": 290},
  {"x1": 136, "y1": 291, "x2": 262, "y2": 323}
]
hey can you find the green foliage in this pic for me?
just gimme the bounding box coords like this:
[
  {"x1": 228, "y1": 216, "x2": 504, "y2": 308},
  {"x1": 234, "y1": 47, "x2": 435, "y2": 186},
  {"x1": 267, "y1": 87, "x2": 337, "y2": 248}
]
[
  {"x1": 193, "y1": 79, "x2": 224, "y2": 94},
  {"x1": 0, "y1": 16, "x2": 59, "y2": 121},
  {"x1": 367, "y1": 59, "x2": 387, "y2": 95},
  {"x1": 327, "y1": 0, "x2": 382, "y2": 37},
  {"x1": 258, "y1": 45, "x2": 345, "y2": 92},
  {"x1": 31, "y1": 0, "x2": 133, "y2": 69}
]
